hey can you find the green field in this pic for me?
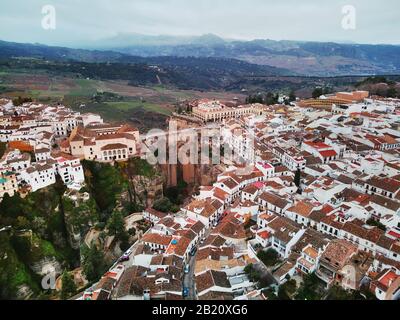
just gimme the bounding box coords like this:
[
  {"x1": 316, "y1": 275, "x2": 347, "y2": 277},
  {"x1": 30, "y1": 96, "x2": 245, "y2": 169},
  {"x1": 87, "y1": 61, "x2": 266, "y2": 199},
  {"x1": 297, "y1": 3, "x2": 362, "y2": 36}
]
[
  {"x1": 0, "y1": 69, "x2": 244, "y2": 129},
  {"x1": 106, "y1": 101, "x2": 172, "y2": 116}
]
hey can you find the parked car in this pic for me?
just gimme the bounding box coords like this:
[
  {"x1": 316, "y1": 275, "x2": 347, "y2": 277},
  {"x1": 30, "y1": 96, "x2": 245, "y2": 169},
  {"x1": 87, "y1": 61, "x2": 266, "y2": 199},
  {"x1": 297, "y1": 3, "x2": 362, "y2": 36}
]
[
  {"x1": 189, "y1": 247, "x2": 197, "y2": 256},
  {"x1": 182, "y1": 287, "x2": 189, "y2": 298},
  {"x1": 119, "y1": 255, "x2": 130, "y2": 262}
]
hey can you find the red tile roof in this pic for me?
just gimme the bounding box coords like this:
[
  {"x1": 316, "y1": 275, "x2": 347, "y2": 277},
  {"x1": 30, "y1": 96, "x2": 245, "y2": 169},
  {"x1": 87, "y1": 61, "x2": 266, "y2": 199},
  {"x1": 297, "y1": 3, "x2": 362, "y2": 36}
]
[{"x1": 319, "y1": 150, "x2": 338, "y2": 158}]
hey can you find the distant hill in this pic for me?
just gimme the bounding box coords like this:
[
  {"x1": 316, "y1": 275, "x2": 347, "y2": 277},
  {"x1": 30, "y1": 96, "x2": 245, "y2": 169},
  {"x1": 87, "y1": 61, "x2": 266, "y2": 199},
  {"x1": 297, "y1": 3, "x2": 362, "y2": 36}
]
[
  {"x1": 0, "y1": 40, "x2": 127, "y2": 62},
  {"x1": 88, "y1": 34, "x2": 400, "y2": 76},
  {"x1": 1, "y1": 39, "x2": 399, "y2": 93},
  {"x1": 0, "y1": 40, "x2": 293, "y2": 91}
]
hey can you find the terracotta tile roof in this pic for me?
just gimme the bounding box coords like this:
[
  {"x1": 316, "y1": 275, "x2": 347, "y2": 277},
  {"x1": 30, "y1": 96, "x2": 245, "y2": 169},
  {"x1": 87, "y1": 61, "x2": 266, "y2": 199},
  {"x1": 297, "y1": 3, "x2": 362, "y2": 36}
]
[
  {"x1": 267, "y1": 216, "x2": 301, "y2": 244},
  {"x1": 287, "y1": 201, "x2": 314, "y2": 218},
  {"x1": 196, "y1": 247, "x2": 234, "y2": 261},
  {"x1": 213, "y1": 187, "x2": 229, "y2": 202},
  {"x1": 370, "y1": 194, "x2": 400, "y2": 212},
  {"x1": 202, "y1": 235, "x2": 226, "y2": 248},
  {"x1": 195, "y1": 270, "x2": 230, "y2": 294},
  {"x1": 8, "y1": 141, "x2": 33, "y2": 152},
  {"x1": 242, "y1": 184, "x2": 259, "y2": 195},
  {"x1": 375, "y1": 269, "x2": 399, "y2": 292},
  {"x1": 190, "y1": 221, "x2": 205, "y2": 234},
  {"x1": 366, "y1": 176, "x2": 400, "y2": 194},
  {"x1": 145, "y1": 208, "x2": 168, "y2": 220},
  {"x1": 198, "y1": 291, "x2": 233, "y2": 300},
  {"x1": 101, "y1": 143, "x2": 128, "y2": 151},
  {"x1": 117, "y1": 124, "x2": 139, "y2": 133},
  {"x1": 212, "y1": 215, "x2": 246, "y2": 240},
  {"x1": 273, "y1": 261, "x2": 295, "y2": 279},
  {"x1": 185, "y1": 198, "x2": 218, "y2": 218},
  {"x1": 319, "y1": 150, "x2": 338, "y2": 158},
  {"x1": 141, "y1": 233, "x2": 172, "y2": 247},
  {"x1": 258, "y1": 191, "x2": 291, "y2": 209},
  {"x1": 293, "y1": 228, "x2": 329, "y2": 252},
  {"x1": 170, "y1": 236, "x2": 192, "y2": 257},
  {"x1": 304, "y1": 246, "x2": 319, "y2": 259},
  {"x1": 320, "y1": 239, "x2": 357, "y2": 269},
  {"x1": 220, "y1": 178, "x2": 239, "y2": 190}
]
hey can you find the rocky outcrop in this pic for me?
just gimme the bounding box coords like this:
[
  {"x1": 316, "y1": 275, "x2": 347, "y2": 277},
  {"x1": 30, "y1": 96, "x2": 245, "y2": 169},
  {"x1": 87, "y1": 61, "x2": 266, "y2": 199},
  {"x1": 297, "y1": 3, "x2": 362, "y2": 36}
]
[
  {"x1": 16, "y1": 285, "x2": 34, "y2": 300},
  {"x1": 130, "y1": 174, "x2": 164, "y2": 208},
  {"x1": 30, "y1": 257, "x2": 62, "y2": 278}
]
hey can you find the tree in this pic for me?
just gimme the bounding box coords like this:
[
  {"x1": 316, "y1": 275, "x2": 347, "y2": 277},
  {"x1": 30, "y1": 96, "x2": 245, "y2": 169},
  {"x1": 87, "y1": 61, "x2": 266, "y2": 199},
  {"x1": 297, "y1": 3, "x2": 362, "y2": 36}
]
[
  {"x1": 265, "y1": 92, "x2": 279, "y2": 105},
  {"x1": 153, "y1": 197, "x2": 174, "y2": 213},
  {"x1": 257, "y1": 249, "x2": 279, "y2": 267},
  {"x1": 386, "y1": 87, "x2": 397, "y2": 98},
  {"x1": 107, "y1": 210, "x2": 129, "y2": 250},
  {"x1": 295, "y1": 273, "x2": 324, "y2": 300},
  {"x1": 289, "y1": 90, "x2": 296, "y2": 102},
  {"x1": 165, "y1": 180, "x2": 188, "y2": 205},
  {"x1": 60, "y1": 270, "x2": 77, "y2": 300},
  {"x1": 366, "y1": 218, "x2": 386, "y2": 231},
  {"x1": 278, "y1": 279, "x2": 297, "y2": 300},
  {"x1": 312, "y1": 88, "x2": 324, "y2": 99},
  {"x1": 12, "y1": 96, "x2": 32, "y2": 106},
  {"x1": 294, "y1": 169, "x2": 301, "y2": 188},
  {"x1": 81, "y1": 244, "x2": 107, "y2": 283},
  {"x1": 15, "y1": 216, "x2": 30, "y2": 230},
  {"x1": 246, "y1": 94, "x2": 264, "y2": 104},
  {"x1": 277, "y1": 286, "x2": 292, "y2": 300},
  {"x1": 107, "y1": 211, "x2": 126, "y2": 238},
  {"x1": 244, "y1": 264, "x2": 261, "y2": 282},
  {"x1": 82, "y1": 161, "x2": 127, "y2": 213}
]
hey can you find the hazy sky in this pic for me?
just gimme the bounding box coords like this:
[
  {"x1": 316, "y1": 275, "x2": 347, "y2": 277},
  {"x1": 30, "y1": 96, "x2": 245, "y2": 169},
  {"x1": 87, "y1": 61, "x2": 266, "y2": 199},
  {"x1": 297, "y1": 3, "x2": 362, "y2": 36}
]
[{"x1": 1, "y1": 0, "x2": 399, "y2": 46}]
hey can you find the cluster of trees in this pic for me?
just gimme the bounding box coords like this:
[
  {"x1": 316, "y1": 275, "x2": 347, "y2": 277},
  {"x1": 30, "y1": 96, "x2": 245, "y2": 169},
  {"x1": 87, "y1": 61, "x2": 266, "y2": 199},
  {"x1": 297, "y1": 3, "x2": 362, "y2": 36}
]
[
  {"x1": 294, "y1": 273, "x2": 325, "y2": 300},
  {"x1": 83, "y1": 161, "x2": 128, "y2": 215},
  {"x1": 91, "y1": 91, "x2": 123, "y2": 103},
  {"x1": 366, "y1": 218, "x2": 386, "y2": 231},
  {"x1": 152, "y1": 197, "x2": 180, "y2": 213},
  {"x1": 246, "y1": 91, "x2": 296, "y2": 105},
  {"x1": 60, "y1": 271, "x2": 77, "y2": 300},
  {"x1": 165, "y1": 180, "x2": 188, "y2": 206},
  {"x1": 356, "y1": 76, "x2": 396, "y2": 87},
  {"x1": 312, "y1": 87, "x2": 333, "y2": 99},
  {"x1": 356, "y1": 76, "x2": 400, "y2": 98},
  {"x1": 244, "y1": 264, "x2": 273, "y2": 289},
  {"x1": 81, "y1": 244, "x2": 108, "y2": 283},
  {"x1": 12, "y1": 96, "x2": 32, "y2": 106},
  {"x1": 175, "y1": 103, "x2": 192, "y2": 114},
  {"x1": 106, "y1": 210, "x2": 131, "y2": 251},
  {"x1": 246, "y1": 92, "x2": 280, "y2": 105},
  {"x1": 0, "y1": 184, "x2": 72, "y2": 299},
  {"x1": 257, "y1": 249, "x2": 280, "y2": 267},
  {"x1": 0, "y1": 158, "x2": 157, "y2": 299}
]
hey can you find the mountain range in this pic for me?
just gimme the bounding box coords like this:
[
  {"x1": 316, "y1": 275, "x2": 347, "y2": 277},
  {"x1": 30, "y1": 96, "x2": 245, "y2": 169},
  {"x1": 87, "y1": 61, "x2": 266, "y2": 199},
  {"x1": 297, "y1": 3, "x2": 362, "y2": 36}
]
[
  {"x1": 0, "y1": 34, "x2": 400, "y2": 81},
  {"x1": 85, "y1": 33, "x2": 400, "y2": 76}
]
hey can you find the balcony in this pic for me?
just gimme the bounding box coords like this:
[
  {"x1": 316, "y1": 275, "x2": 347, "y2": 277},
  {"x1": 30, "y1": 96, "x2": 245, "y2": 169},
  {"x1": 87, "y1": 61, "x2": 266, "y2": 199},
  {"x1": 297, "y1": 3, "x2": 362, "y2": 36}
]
[{"x1": 316, "y1": 265, "x2": 335, "y2": 286}]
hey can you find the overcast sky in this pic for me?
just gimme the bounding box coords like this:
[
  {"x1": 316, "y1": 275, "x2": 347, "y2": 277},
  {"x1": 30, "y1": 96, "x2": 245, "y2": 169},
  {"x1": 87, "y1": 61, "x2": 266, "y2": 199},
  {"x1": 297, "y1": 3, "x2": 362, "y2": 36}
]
[{"x1": 1, "y1": 0, "x2": 399, "y2": 46}]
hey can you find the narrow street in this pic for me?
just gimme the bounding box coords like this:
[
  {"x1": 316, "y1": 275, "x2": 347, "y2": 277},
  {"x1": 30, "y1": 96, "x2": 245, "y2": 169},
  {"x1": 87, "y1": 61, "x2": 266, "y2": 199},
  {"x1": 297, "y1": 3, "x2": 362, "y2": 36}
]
[
  {"x1": 183, "y1": 252, "x2": 197, "y2": 300},
  {"x1": 182, "y1": 226, "x2": 214, "y2": 300}
]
